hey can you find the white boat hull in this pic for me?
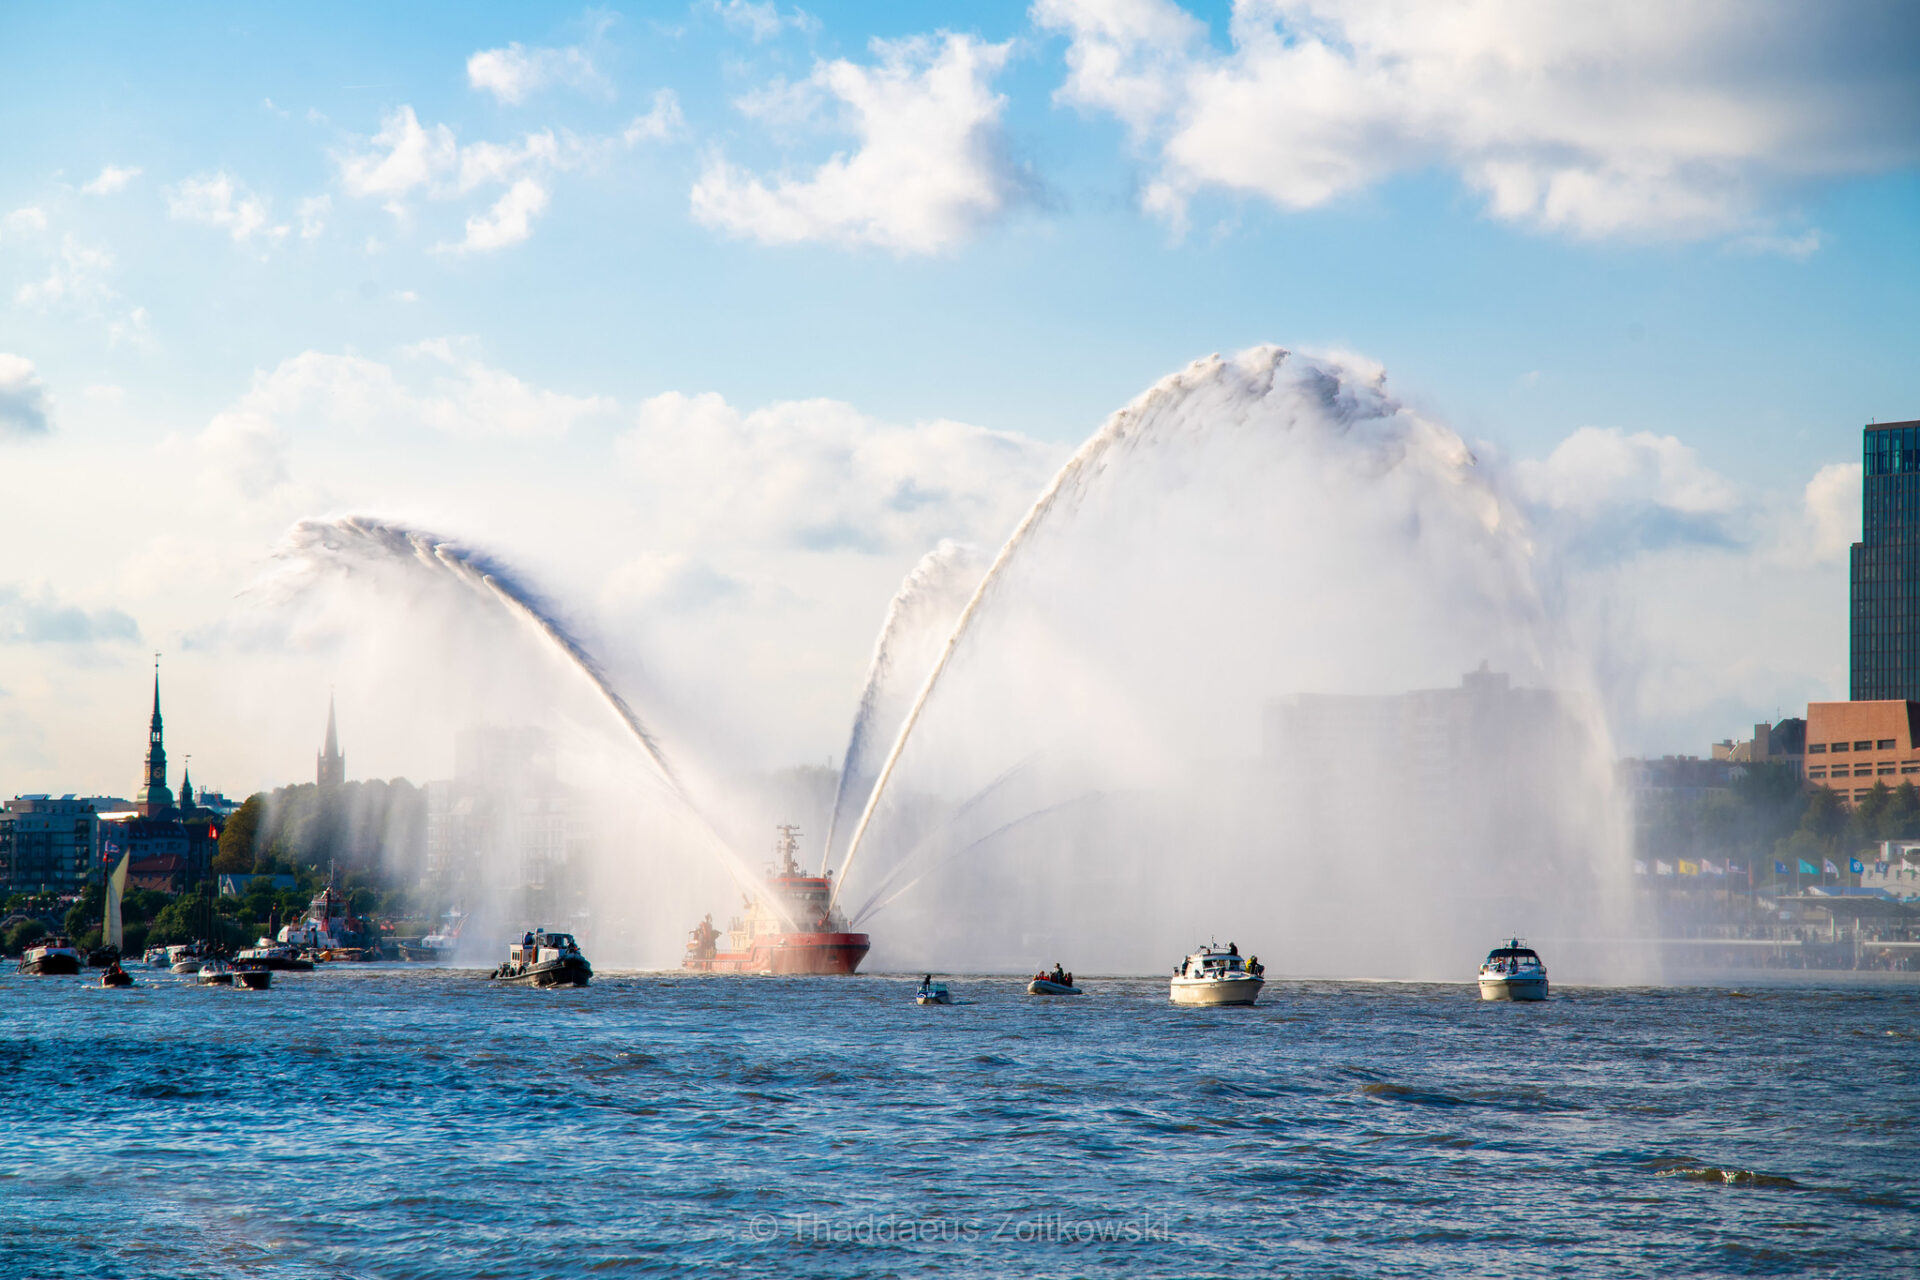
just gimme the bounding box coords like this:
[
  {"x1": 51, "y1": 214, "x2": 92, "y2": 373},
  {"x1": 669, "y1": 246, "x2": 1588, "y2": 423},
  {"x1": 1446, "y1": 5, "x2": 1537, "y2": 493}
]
[
  {"x1": 1170, "y1": 975, "x2": 1264, "y2": 1006},
  {"x1": 1478, "y1": 973, "x2": 1549, "y2": 1001}
]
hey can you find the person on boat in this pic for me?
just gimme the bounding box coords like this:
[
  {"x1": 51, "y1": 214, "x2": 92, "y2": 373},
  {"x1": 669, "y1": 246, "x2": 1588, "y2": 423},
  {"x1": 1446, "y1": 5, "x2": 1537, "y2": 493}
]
[
  {"x1": 523, "y1": 930, "x2": 534, "y2": 947},
  {"x1": 919, "y1": 974, "x2": 933, "y2": 993},
  {"x1": 1064, "y1": 970, "x2": 1073, "y2": 988},
  {"x1": 1228, "y1": 942, "x2": 1239, "y2": 957},
  {"x1": 1247, "y1": 956, "x2": 1263, "y2": 978},
  {"x1": 1050, "y1": 963, "x2": 1066, "y2": 985}
]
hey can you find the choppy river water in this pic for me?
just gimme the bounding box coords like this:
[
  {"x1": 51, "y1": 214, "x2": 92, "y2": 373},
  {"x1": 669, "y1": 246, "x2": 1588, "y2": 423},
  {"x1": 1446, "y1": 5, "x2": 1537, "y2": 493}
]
[{"x1": 2, "y1": 968, "x2": 1915, "y2": 1278}]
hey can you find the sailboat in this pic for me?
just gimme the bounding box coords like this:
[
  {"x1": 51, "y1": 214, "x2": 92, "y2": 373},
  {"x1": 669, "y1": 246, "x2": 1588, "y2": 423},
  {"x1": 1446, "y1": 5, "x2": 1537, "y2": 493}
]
[{"x1": 99, "y1": 851, "x2": 134, "y2": 987}]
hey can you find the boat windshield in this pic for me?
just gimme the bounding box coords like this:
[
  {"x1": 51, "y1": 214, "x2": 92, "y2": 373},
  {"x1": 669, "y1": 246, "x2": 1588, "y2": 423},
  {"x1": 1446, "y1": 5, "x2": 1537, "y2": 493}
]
[{"x1": 1486, "y1": 949, "x2": 1541, "y2": 963}]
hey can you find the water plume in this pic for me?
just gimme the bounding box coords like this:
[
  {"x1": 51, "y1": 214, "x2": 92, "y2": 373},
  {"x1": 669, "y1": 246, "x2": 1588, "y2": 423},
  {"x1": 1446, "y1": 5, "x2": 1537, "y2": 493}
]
[
  {"x1": 821, "y1": 539, "x2": 985, "y2": 872},
  {"x1": 262, "y1": 515, "x2": 771, "y2": 907}
]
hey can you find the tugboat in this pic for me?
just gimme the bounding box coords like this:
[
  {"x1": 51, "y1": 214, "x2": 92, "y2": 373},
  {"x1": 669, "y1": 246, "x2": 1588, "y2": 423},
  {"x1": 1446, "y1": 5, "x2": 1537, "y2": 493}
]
[
  {"x1": 1477, "y1": 938, "x2": 1549, "y2": 1001},
  {"x1": 682, "y1": 826, "x2": 871, "y2": 975},
  {"x1": 398, "y1": 911, "x2": 465, "y2": 963},
  {"x1": 489, "y1": 928, "x2": 592, "y2": 988},
  {"x1": 277, "y1": 876, "x2": 380, "y2": 960},
  {"x1": 1169, "y1": 942, "x2": 1265, "y2": 1006},
  {"x1": 18, "y1": 935, "x2": 85, "y2": 976}
]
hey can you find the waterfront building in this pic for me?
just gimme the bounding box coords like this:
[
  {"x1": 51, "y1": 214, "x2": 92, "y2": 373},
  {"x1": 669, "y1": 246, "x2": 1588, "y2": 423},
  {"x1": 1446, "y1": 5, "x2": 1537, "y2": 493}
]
[
  {"x1": 1710, "y1": 718, "x2": 1806, "y2": 776},
  {"x1": 426, "y1": 726, "x2": 589, "y2": 898},
  {"x1": 317, "y1": 696, "x2": 346, "y2": 787},
  {"x1": 0, "y1": 796, "x2": 99, "y2": 893},
  {"x1": 1802, "y1": 701, "x2": 1920, "y2": 803},
  {"x1": 1852, "y1": 419, "x2": 1920, "y2": 701}
]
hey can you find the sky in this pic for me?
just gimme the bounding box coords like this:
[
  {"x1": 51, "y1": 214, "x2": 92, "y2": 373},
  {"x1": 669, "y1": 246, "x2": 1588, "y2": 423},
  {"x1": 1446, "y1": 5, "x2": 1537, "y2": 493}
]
[{"x1": 2, "y1": 0, "x2": 1918, "y2": 800}]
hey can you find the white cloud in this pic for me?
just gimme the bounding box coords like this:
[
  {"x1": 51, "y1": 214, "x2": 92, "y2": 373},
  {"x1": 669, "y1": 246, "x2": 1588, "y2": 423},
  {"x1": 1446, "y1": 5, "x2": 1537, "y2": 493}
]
[
  {"x1": 296, "y1": 194, "x2": 331, "y2": 239},
  {"x1": 623, "y1": 89, "x2": 685, "y2": 144},
  {"x1": 166, "y1": 172, "x2": 288, "y2": 244},
  {"x1": 81, "y1": 164, "x2": 141, "y2": 196},
  {"x1": 441, "y1": 178, "x2": 551, "y2": 253},
  {"x1": 467, "y1": 40, "x2": 610, "y2": 104},
  {"x1": 704, "y1": 0, "x2": 818, "y2": 42},
  {"x1": 1035, "y1": 0, "x2": 1920, "y2": 241},
  {"x1": 617, "y1": 388, "x2": 1058, "y2": 554},
  {"x1": 1801, "y1": 462, "x2": 1862, "y2": 563},
  {"x1": 691, "y1": 33, "x2": 1023, "y2": 253},
  {"x1": 0, "y1": 354, "x2": 53, "y2": 438},
  {"x1": 16, "y1": 235, "x2": 114, "y2": 308},
  {"x1": 1517, "y1": 426, "x2": 1738, "y2": 519},
  {"x1": 336, "y1": 105, "x2": 458, "y2": 199},
  {"x1": 3, "y1": 206, "x2": 48, "y2": 235},
  {"x1": 0, "y1": 585, "x2": 140, "y2": 646}
]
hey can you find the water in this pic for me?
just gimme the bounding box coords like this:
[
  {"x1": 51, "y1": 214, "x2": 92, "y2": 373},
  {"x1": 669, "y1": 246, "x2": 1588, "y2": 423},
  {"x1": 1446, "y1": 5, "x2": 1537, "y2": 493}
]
[{"x1": 5, "y1": 969, "x2": 1916, "y2": 1278}]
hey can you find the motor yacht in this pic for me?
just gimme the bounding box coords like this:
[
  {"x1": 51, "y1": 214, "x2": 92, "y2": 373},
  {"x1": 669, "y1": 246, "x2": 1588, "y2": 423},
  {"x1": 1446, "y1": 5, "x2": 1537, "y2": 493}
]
[
  {"x1": 1169, "y1": 943, "x2": 1265, "y2": 1006},
  {"x1": 19, "y1": 935, "x2": 85, "y2": 976},
  {"x1": 1477, "y1": 939, "x2": 1549, "y2": 1001},
  {"x1": 234, "y1": 939, "x2": 315, "y2": 971}
]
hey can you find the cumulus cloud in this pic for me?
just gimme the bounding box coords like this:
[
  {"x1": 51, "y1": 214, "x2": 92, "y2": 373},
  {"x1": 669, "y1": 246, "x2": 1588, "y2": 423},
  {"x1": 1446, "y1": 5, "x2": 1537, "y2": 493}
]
[
  {"x1": 1035, "y1": 0, "x2": 1920, "y2": 240},
  {"x1": 1514, "y1": 425, "x2": 1742, "y2": 557},
  {"x1": 3, "y1": 206, "x2": 48, "y2": 236},
  {"x1": 617, "y1": 388, "x2": 1058, "y2": 555},
  {"x1": 623, "y1": 89, "x2": 685, "y2": 144},
  {"x1": 0, "y1": 355, "x2": 53, "y2": 438},
  {"x1": 1800, "y1": 462, "x2": 1863, "y2": 563},
  {"x1": 704, "y1": 0, "x2": 818, "y2": 42},
  {"x1": 199, "y1": 344, "x2": 617, "y2": 499},
  {"x1": 335, "y1": 104, "x2": 634, "y2": 251},
  {"x1": 81, "y1": 164, "x2": 141, "y2": 195},
  {"x1": 691, "y1": 33, "x2": 1025, "y2": 253},
  {"x1": 166, "y1": 172, "x2": 288, "y2": 244},
  {"x1": 15, "y1": 235, "x2": 113, "y2": 308},
  {"x1": 0, "y1": 586, "x2": 140, "y2": 646},
  {"x1": 467, "y1": 40, "x2": 610, "y2": 104}
]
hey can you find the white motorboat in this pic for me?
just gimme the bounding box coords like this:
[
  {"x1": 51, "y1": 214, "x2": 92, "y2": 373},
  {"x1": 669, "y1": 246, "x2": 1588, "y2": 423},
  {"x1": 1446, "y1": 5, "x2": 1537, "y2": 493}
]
[
  {"x1": 168, "y1": 943, "x2": 210, "y2": 974},
  {"x1": 234, "y1": 939, "x2": 315, "y2": 971},
  {"x1": 18, "y1": 936, "x2": 85, "y2": 976},
  {"x1": 1169, "y1": 943, "x2": 1265, "y2": 1006},
  {"x1": 1477, "y1": 939, "x2": 1549, "y2": 1001},
  {"x1": 195, "y1": 960, "x2": 235, "y2": 987}
]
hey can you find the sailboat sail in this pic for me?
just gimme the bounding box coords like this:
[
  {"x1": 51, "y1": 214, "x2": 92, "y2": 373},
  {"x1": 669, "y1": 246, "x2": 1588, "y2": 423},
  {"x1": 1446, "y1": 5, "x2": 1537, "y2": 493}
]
[{"x1": 105, "y1": 851, "x2": 129, "y2": 951}]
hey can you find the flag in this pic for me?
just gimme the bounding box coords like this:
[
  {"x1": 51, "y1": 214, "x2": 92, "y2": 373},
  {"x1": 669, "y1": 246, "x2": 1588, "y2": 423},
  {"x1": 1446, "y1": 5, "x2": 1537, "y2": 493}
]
[
  {"x1": 1656, "y1": 860, "x2": 1675, "y2": 876},
  {"x1": 1799, "y1": 860, "x2": 1819, "y2": 875},
  {"x1": 1877, "y1": 861, "x2": 1891, "y2": 875},
  {"x1": 1825, "y1": 859, "x2": 1840, "y2": 875},
  {"x1": 1850, "y1": 857, "x2": 1864, "y2": 874},
  {"x1": 1679, "y1": 859, "x2": 1699, "y2": 876},
  {"x1": 1633, "y1": 859, "x2": 1648, "y2": 876},
  {"x1": 1701, "y1": 859, "x2": 1724, "y2": 875},
  {"x1": 1775, "y1": 860, "x2": 1789, "y2": 875},
  {"x1": 1728, "y1": 860, "x2": 1747, "y2": 875}
]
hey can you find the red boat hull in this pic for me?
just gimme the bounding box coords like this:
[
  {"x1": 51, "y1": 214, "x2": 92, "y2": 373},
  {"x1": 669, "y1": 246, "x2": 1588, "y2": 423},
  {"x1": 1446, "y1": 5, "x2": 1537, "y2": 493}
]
[{"x1": 684, "y1": 932, "x2": 870, "y2": 975}]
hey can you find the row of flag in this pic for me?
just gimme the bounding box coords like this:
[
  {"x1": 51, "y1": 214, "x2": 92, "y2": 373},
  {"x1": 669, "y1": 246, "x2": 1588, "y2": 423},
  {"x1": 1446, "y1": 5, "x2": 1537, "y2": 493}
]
[{"x1": 1632, "y1": 856, "x2": 1877, "y2": 876}]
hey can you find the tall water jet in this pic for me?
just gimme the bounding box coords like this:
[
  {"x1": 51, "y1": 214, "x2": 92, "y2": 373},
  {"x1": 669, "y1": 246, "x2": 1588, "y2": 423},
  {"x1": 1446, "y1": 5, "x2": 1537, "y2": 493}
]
[
  {"x1": 828, "y1": 345, "x2": 1625, "y2": 977},
  {"x1": 262, "y1": 515, "x2": 768, "y2": 902},
  {"x1": 821, "y1": 539, "x2": 986, "y2": 872}
]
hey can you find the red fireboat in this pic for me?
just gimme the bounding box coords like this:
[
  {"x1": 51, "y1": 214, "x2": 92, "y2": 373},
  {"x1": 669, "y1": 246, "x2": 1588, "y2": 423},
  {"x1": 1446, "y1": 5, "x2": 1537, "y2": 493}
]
[{"x1": 683, "y1": 825, "x2": 870, "y2": 975}]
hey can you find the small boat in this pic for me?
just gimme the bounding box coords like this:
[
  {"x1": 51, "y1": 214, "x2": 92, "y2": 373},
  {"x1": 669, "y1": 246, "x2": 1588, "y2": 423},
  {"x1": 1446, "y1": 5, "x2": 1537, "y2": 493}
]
[
  {"x1": 1169, "y1": 943, "x2": 1265, "y2": 1006},
  {"x1": 489, "y1": 929, "x2": 592, "y2": 988},
  {"x1": 398, "y1": 911, "x2": 466, "y2": 962},
  {"x1": 18, "y1": 935, "x2": 85, "y2": 976},
  {"x1": 233, "y1": 940, "x2": 315, "y2": 971},
  {"x1": 140, "y1": 946, "x2": 172, "y2": 968},
  {"x1": 1027, "y1": 966, "x2": 1081, "y2": 996},
  {"x1": 99, "y1": 961, "x2": 134, "y2": 988},
  {"x1": 914, "y1": 979, "x2": 952, "y2": 1005},
  {"x1": 168, "y1": 942, "x2": 211, "y2": 974},
  {"x1": 196, "y1": 961, "x2": 235, "y2": 987},
  {"x1": 231, "y1": 963, "x2": 272, "y2": 991},
  {"x1": 1477, "y1": 939, "x2": 1549, "y2": 1001}
]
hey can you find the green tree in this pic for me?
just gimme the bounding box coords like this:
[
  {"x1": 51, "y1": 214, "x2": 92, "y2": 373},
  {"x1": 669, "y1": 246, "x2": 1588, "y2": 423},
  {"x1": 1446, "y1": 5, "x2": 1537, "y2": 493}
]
[{"x1": 215, "y1": 794, "x2": 263, "y2": 874}]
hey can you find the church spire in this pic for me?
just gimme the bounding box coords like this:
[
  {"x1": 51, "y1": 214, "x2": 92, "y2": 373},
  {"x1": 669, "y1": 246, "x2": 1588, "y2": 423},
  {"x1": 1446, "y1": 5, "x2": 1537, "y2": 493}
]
[
  {"x1": 317, "y1": 692, "x2": 346, "y2": 787},
  {"x1": 136, "y1": 655, "x2": 175, "y2": 817}
]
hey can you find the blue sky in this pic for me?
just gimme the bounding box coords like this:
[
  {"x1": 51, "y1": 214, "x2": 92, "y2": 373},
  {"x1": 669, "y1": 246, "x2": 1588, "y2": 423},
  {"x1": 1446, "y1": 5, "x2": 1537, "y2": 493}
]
[{"x1": 2, "y1": 0, "x2": 1918, "y2": 795}]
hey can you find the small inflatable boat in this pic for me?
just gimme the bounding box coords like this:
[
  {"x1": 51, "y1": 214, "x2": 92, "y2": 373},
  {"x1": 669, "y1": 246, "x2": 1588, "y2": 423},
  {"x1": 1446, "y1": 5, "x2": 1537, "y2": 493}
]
[{"x1": 1026, "y1": 977, "x2": 1082, "y2": 996}]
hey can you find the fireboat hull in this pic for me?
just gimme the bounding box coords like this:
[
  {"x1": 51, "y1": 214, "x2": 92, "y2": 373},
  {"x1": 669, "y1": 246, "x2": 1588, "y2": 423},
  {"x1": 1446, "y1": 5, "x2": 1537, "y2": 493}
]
[{"x1": 684, "y1": 932, "x2": 870, "y2": 976}]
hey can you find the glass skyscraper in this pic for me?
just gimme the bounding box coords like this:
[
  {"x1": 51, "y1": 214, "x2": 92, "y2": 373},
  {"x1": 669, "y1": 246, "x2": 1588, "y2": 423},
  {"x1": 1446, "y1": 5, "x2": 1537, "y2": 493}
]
[{"x1": 1852, "y1": 419, "x2": 1920, "y2": 700}]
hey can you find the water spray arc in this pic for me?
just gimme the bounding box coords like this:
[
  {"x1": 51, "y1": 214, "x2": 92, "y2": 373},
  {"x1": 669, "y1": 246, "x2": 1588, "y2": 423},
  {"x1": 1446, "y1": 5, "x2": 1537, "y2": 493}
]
[
  {"x1": 273, "y1": 516, "x2": 769, "y2": 897},
  {"x1": 827, "y1": 350, "x2": 1288, "y2": 912}
]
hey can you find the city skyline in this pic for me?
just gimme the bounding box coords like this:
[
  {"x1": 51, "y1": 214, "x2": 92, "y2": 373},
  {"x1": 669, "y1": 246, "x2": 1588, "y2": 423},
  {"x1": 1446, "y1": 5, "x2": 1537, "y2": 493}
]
[{"x1": 2, "y1": 1, "x2": 1919, "y2": 795}]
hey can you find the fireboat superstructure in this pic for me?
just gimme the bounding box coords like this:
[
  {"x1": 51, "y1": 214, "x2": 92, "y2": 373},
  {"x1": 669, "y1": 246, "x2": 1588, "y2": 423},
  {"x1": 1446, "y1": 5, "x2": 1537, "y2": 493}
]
[{"x1": 684, "y1": 826, "x2": 870, "y2": 975}]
